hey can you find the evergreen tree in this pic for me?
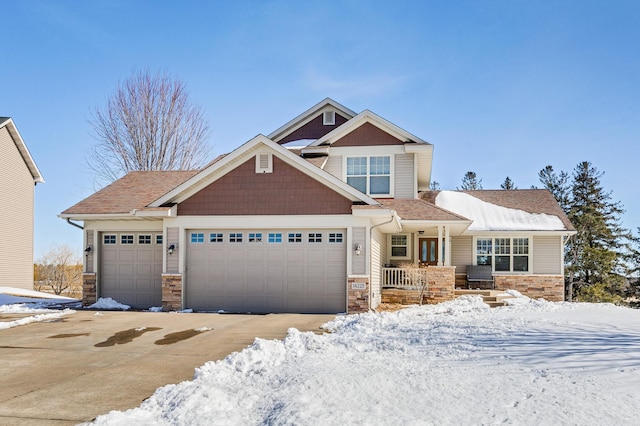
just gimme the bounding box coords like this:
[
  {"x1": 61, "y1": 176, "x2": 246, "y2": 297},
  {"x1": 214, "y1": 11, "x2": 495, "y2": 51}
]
[
  {"x1": 566, "y1": 162, "x2": 630, "y2": 300},
  {"x1": 538, "y1": 165, "x2": 570, "y2": 213},
  {"x1": 459, "y1": 171, "x2": 482, "y2": 190},
  {"x1": 430, "y1": 181, "x2": 441, "y2": 191},
  {"x1": 500, "y1": 177, "x2": 517, "y2": 190}
]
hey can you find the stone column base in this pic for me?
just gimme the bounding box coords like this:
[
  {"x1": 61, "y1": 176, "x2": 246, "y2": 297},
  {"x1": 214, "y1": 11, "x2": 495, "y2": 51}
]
[
  {"x1": 162, "y1": 274, "x2": 183, "y2": 311},
  {"x1": 347, "y1": 275, "x2": 370, "y2": 313},
  {"x1": 82, "y1": 273, "x2": 97, "y2": 307}
]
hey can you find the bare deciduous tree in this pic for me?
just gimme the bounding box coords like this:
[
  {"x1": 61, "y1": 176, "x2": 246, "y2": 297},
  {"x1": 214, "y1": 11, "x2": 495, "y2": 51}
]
[
  {"x1": 35, "y1": 245, "x2": 82, "y2": 296},
  {"x1": 87, "y1": 70, "x2": 211, "y2": 185}
]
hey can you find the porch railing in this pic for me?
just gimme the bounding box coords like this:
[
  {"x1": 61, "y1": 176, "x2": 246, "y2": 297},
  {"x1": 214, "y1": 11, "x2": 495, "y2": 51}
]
[{"x1": 382, "y1": 267, "x2": 429, "y2": 289}]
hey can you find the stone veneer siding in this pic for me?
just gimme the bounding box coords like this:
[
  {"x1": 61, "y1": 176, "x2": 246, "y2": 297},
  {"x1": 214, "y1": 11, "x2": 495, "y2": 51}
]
[
  {"x1": 162, "y1": 274, "x2": 183, "y2": 311},
  {"x1": 494, "y1": 275, "x2": 565, "y2": 302},
  {"x1": 82, "y1": 273, "x2": 97, "y2": 306},
  {"x1": 348, "y1": 276, "x2": 370, "y2": 313},
  {"x1": 381, "y1": 266, "x2": 456, "y2": 305}
]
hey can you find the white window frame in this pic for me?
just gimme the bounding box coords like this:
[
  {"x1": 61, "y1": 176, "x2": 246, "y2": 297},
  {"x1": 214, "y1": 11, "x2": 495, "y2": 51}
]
[
  {"x1": 249, "y1": 232, "x2": 263, "y2": 243},
  {"x1": 323, "y1": 110, "x2": 335, "y2": 125},
  {"x1": 473, "y1": 236, "x2": 532, "y2": 273},
  {"x1": 121, "y1": 234, "x2": 134, "y2": 245},
  {"x1": 268, "y1": 233, "x2": 282, "y2": 243},
  {"x1": 155, "y1": 235, "x2": 163, "y2": 245},
  {"x1": 103, "y1": 234, "x2": 117, "y2": 245},
  {"x1": 345, "y1": 155, "x2": 393, "y2": 197},
  {"x1": 328, "y1": 232, "x2": 343, "y2": 243},
  {"x1": 138, "y1": 235, "x2": 152, "y2": 245},
  {"x1": 210, "y1": 233, "x2": 224, "y2": 243},
  {"x1": 190, "y1": 233, "x2": 205, "y2": 244},
  {"x1": 388, "y1": 233, "x2": 411, "y2": 260},
  {"x1": 255, "y1": 151, "x2": 273, "y2": 173}
]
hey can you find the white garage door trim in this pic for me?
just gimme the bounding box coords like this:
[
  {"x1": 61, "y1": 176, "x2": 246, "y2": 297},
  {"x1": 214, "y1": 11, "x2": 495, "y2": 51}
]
[
  {"x1": 100, "y1": 232, "x2": 163, "y2": 308},
  {"x1": 186, "y1": 229, "x2": 347, "y2": 313}
]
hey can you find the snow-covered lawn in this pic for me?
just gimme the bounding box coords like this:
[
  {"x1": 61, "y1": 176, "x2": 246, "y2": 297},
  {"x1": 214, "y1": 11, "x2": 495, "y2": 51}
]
[
  {"x1": 89, "y1": 295, "x2": 640, "y2": 425},
  {"x1": 0, "y1": 286, "x2": 77, "y2": 329}
]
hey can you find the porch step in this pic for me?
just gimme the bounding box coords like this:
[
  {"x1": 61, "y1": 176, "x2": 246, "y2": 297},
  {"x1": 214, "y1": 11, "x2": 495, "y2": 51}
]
[{"x1": 454, "y1": 289, "x2": 515, "y2": 308}]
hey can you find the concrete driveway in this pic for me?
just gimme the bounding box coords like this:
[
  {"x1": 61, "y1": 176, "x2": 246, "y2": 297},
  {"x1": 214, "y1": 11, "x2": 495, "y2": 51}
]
[{"x1": 0, "y1": 310, "x2": 336, "y2": 425}]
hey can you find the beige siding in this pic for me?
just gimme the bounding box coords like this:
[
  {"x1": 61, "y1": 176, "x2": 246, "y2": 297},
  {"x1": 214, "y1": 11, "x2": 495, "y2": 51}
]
[
  {"x1": 450, "y1": 236, "x2": 473, "y2": 274},
  {"x1": 85, "y1": 231, "x2": 94, "y2": 273},
  {"x1": 323, "y1": 155, "x2": 342, "y2": 179},
  {"x1": 0, "y1": 127, "x2": 35, "y2": 289},
  {"x1": 352, "y1": 226, "x2": 366, "y2": 274},
  {"x1": 394, "y1": 153, "x2": 415, "y2": 198},
  {"x1": 166, "y1": 227, "x2": 179, "y2": 273},
  {"x1": 533, "y1": 236, "x2": 562, "y2": 274},
  {"x1": 370, "y1": 228, "x2": 384, "y2": 308}
]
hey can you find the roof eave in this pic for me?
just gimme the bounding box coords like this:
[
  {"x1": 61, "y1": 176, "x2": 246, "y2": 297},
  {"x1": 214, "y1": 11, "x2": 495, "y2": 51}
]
[{"x1": 2, "y1": 118, "x2": 45, "y2": 183}]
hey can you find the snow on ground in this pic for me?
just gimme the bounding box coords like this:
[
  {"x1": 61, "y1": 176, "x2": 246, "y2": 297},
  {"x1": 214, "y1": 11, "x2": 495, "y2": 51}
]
[
  {"x1": 0, "y1": 287, "x2": 77, "y2": 329},
  {"x1": 435, "y1": 191, "x2": 565, "y2": 231},
  {"x1": 91, "y1": 295, "x2": 640, "y2": 425},
  {"x1": 87, "y1": 297, "x2": 131, "y2": 310}
]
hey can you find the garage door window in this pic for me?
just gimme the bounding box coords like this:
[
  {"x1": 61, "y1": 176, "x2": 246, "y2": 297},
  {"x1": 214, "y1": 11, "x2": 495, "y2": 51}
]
[
  {"x1": 308, "y1": 233, "x2": 322, "y2": 243},
  {"x1": 249, "y1": 233, "x2": 263, "y2": 243},
  {"x1": 121, "y1": 235, "x2": 134, "y2": 244},
  {"x1": 104, "y1": 235, "x2": 116, "y2": 244},
  {"x1": 156, "y1": 235, "x2": 163, "y2": 244},
  {"x1": 139, "y1": 235, "x2": 151, "y2": 245},
  {"x1": 210, "y1": 233, "x2": 223, "y2": 243},
  {"x1": 268, "y1": 233, "x2": 282, "y2": 243},
  {"x1": 329, "y1": 233, "x2": 343, "y2": 243},
  {"x1": 229, "y1": 233, "x2": 243, "y2": 243},
  {"x1": 191, "y1": 233, "x2": 205, "y2": 243},
  {"x1": 288, "y1": 233, "x2": 302, "y2": 243}
]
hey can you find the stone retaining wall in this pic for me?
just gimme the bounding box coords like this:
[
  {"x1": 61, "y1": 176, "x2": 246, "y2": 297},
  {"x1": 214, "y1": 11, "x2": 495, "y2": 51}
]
[{"x1": 494, "y1": 275, "x2": 565, "y2": 302}]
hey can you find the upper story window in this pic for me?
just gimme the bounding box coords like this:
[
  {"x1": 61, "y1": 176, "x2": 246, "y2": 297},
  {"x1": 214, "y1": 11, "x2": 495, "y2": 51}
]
[
  {"x1": 476, "y1": 237, "x2": 530, "y2": 272},
  {"x1": 346, "y1": 156, "x2": 391, "y2": 196}
]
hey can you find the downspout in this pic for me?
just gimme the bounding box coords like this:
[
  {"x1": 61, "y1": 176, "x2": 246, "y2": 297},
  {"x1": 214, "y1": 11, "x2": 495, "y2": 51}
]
[
  {"x1": 65, "y1": 218, "x2": 84, "y2": 230},
  {"x1": 369, "y1": 214, "x2": 398, "y2": 309}
]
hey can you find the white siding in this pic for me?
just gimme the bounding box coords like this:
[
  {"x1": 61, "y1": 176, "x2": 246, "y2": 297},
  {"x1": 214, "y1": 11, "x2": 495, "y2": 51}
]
[
  {"x1": 451, "y1": 236, "x2": 473, "y2": 274},
  {"x1": 352, "y1": 227, "x2": 366, "y2": 274},
  {"x1": 370, "y1": 228, "x2": 384, "y2": 308},
  {"x1": 0, "y1": 127, "x2": 35, "y2": 289},
  {"x1": 394, "y1": 153, "x2": 415, "y2": 198},
  {"x1": 533, "y1": 236, "x2": 562, "y2": 274},
  {"x1": 324, "y1": 155, "x2": 342, "y2": 179}
]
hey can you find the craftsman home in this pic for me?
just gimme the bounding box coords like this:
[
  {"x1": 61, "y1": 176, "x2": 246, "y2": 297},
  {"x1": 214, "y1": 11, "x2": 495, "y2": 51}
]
[
  {"x1": 1, "y1": 117, "x2": 45, "y2": 290},
  {"x1": 60, "y1": 99, "x2": 574, "y2": 313}
]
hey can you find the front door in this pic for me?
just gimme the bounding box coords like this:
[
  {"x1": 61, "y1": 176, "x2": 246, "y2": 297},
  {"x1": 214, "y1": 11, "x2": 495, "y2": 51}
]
[{"x1": 419, "y1": 238, "x2": 438, "y2": 266}]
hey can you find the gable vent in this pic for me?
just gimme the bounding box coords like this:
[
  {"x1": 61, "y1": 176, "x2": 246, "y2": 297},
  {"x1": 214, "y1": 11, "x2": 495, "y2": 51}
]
[
  {"x1": 323, "y1": 110, "x2": 336, "y2": 125},
  {"x1": 255, "y1": 152, "x2": 273, "y2": 173}
]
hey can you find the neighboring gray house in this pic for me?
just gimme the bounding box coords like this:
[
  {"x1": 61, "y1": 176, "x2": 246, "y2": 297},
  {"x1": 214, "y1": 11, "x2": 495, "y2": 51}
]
[
  {"x1": 0, "y1": 118, "x2": 44, "y2": 290},
  {"x1": 61, "y1": 99, "x2": 574, "y2": 313}
]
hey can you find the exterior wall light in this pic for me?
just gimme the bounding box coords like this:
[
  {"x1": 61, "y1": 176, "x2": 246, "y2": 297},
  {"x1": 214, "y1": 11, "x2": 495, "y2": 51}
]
[
  {"x1": 168, "y1": 243, "x2": 176, "y2": 255},
  {"x1": 84, "y1": 246, "x2": 92, "y2": 254},
  {"x1": 354, "y1": 243, "x2": 362, "y2": 256}
]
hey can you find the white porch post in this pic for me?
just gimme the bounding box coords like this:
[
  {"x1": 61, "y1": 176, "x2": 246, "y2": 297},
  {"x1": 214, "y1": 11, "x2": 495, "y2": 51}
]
[
  {"x1": 444, "y1": 226, "x2": 451, "y2": 266},
  {"x1": 437, "y1": 225, "x2": 443, "y2": 266}
]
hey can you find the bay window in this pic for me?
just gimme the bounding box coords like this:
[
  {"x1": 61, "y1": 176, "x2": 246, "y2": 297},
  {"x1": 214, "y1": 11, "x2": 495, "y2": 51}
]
[
  {"x1": 476, "y1": 237, "x2": 530, "y2": 272},
  {"x1": 346, "y1": 156, "x2": 391, "y2": 196}
]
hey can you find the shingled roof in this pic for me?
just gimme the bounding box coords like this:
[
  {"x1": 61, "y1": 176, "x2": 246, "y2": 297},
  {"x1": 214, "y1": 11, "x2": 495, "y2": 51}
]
[
  {"x1": 62, "y1": 171, "x2": 198, "y2": 215},
  {"x1": 419, "y1": 189, "x2": 575, "y2": 231},
  {"x1": 378, "y1": 198, "x2": 469, "y2": 221}
]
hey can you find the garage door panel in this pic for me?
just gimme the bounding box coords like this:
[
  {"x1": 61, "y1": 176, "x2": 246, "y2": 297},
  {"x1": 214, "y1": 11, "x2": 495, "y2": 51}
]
[
  {"x1": 186, "y1": 229, "x2": 346, "y2": 313},
  {"x1": 101, "y1": 233, "x2": 163, "y2": 309}
]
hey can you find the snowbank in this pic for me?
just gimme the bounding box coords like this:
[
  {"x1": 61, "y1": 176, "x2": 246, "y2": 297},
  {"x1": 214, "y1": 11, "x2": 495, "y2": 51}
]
[
  {"x1": 91, "y1": 297, "x2": 640, "y2": 425},
  {"x1": 87, "y1": 297, "x2": 131, "y2": 310}
]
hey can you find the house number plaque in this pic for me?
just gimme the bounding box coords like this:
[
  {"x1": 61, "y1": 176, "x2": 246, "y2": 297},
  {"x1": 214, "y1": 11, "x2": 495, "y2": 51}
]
[{"x1": 351, "y1": 282, "x2": 367, "y2": 290}]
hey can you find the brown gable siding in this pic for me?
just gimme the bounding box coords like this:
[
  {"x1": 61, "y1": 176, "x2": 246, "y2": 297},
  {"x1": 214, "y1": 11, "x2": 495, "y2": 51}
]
[
  {"x1": 177, "y1": 156, "x2": 353, "y2": 215},
  {"x1": 278, "y1": 113, "x2": 349, "y2": 144},
  {"x1": 332, "y1": 122, "x2": 404, "y2": 147}
]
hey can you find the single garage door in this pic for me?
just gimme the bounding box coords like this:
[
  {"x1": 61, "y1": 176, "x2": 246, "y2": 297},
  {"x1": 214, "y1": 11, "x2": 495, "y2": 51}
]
[
  {"x1": 100, "y1": 232, "x2": 163, "y2": 308},
  {"x1": 186, "y1": 229, "x2": 346, "y2": 313}
]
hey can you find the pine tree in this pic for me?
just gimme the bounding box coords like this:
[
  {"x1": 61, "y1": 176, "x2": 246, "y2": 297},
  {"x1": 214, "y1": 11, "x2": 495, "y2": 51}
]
[
  {"x1": 430, "y1": 181, "x2": 441, "y2": 191},
  {"x1": 459, "y1": 171, "x2": 483, "y2": 190},
  {"x1": 566, "y1": 161, "x2": 630, "y2": 301},
  {"x1": 500, "y1": 177, "x2": 517, "y2": 190},
  {"x1": 538, "y1": 165, "x2": 570, "y2": 213}
]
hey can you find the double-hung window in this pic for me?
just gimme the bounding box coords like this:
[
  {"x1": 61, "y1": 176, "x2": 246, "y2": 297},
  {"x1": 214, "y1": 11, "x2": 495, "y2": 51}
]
[
  {"x1": 476, "y1": 237, "x2": 530, "y2": 272},
  {"x1": 346, "y1": 156, "x2": 391, "y2": 196}
]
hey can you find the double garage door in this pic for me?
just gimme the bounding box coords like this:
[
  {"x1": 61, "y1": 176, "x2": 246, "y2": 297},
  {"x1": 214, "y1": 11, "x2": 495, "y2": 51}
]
[
  {"x1": 186, "y1": 229, "x2": 347, "y2": 313},
  {"x1": 100, "y1": 233, "x2": 163, "y2": 309}
]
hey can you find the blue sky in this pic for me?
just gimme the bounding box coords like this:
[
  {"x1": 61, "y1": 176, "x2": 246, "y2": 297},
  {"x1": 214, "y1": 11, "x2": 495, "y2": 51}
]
[{"x1": 2, "y1": 0, "x2": 638, "y2": 257}]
